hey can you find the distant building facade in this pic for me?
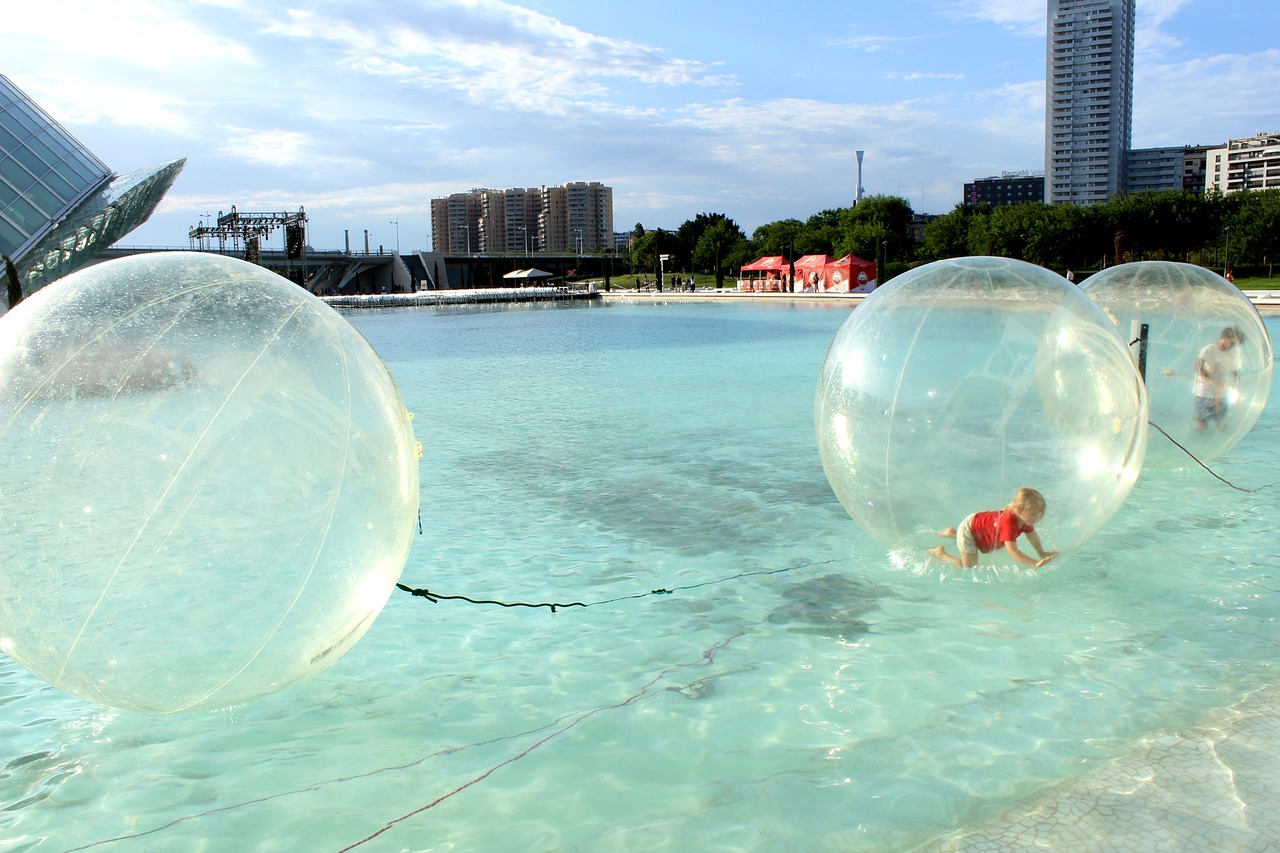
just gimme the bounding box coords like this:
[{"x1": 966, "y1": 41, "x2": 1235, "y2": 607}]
[
  {"x1": 1122, "y1": 147, "x2": 1187, "y2": 195},
  {"x1": 430, "y1": 192, "x2": 483, "y2": 254},
  {"x1": 1205, "y1": 133, "x2": 1280, "y2": 196},
  {"x1": 1181, "y1": 146, "x2": 1212, "y2": 193},
  {"x1": 431, "y1": 181, "x2": 614, "y2": 254},
  {"x1": 963, "y1": 173, "x2": 1045, "y2": 206},
  {"x1": 1112, "y1": 145, "x2": 1215, "y2": 195},
  {"x1": 0, "y1": 74, "x2": 184, "y2": 295},
  {"x1": 1045, "y1": 0, "x2": 1136, "y2": 206}
]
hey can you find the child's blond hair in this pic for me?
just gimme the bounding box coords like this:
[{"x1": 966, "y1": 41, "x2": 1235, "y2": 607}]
[{"x1": 1007, "y1": 487, "x2": 1046, "y2": 517}]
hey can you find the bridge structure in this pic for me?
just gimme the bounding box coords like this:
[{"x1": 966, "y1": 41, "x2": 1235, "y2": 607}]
[
  {"x1": 101, "y1": 245, "x2": 631, "y2": 295},
  {"x1": 97, "y1": 205, "x2": 633, "y2": 294}
]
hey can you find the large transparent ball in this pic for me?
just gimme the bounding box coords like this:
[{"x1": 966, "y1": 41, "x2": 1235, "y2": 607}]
[
  {"x1": 815, "y1": 257, "x2": 1147, "y2": 560},
  {"x1": 1082, "y1": 261, "x2": 1273, "y2": 468},
  {"x1": 0, "y1": 253, "x2": 419, "y2": 712}
]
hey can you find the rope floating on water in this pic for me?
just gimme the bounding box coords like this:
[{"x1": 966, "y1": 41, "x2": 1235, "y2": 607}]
[
  {"x1": 395, "y1": 561, "x2": 835, "y2": 612},
  {"x1": 1149, "y1": 420, "x2": 1280, "y2": 493},
  {"x1": 337, "y1": 633, "x2": 744, "y2": 851}
]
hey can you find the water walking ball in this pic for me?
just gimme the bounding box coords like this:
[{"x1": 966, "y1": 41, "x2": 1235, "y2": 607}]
[
  {"x1": 1082, "y1": 261, "x2": 1273, "y2": 468},
  {"x1": 0, "y1": 253, "x2": 420, "y2": 712},
  {"x1": 815, "y1": 257, "x2": 1148, "y2": 560}
]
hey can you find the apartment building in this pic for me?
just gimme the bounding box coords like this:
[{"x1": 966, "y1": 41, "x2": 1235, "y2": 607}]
[
  {"x1": 431, "y1": 181, "x2": 614, "y2": 254},
  {"x1": 1205, "y1": 133, "x2": 1280, "y2": 195},
  {"x1": 1045, "y1": 0, "x2": 1135, "y2": 205}
]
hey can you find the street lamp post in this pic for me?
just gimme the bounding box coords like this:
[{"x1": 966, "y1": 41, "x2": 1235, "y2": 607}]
[
  {"x1": 574, "y1": 228, "x2": 584, "y2": 255},
  {"x1": 390, "y1": 219, "x2": 400, "y2": 256},
  {"x1": 518, "y1": 226, "x2": 528, "y2": 257}
]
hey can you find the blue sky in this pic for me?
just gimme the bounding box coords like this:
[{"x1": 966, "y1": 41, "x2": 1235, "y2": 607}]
[{"x1": 4, "y1": 0, "x2": 1278, "y2": 252}]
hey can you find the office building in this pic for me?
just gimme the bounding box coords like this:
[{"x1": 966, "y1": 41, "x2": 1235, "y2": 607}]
[
  {"x1": 1045, "y1": 0, "x2": 1135, "y2": 205},
  {"x1": 0, "y1": 74, "x2": 184, "y2": 296}
]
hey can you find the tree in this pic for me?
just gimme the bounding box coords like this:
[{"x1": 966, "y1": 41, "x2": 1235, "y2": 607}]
[
  {"x1": 631, "y1": 228, "x2": 679, "y2": 286},
  {"x1": 802, "y1": 208, "x2": 843, "y2": 256},
  {"x1": 693, "y1": 218, "x2": 749, "y2": 287},
  {"x1": 677, "y1": 213, "x2": 739, "y2": 273},
  {"x1": 836, "y1": 195, "x2": 915, "y2": 267},
  {"x1": 3, "y1": 255, "x2": 21, "y2": 310},
  {"x1": 751, "y1": 218, "x2": 805, "y2": 259},
  {"x1": 920, "y1": 204, "x2": 984, "y2": 261},
  {"x1": 1228, "y1": 189, "x2": 1280, "y2": 275}
]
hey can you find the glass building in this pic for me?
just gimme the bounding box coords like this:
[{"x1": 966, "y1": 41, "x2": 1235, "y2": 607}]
[{"x1": 0, "y1": 74, "x2": 184, "y2": 296}]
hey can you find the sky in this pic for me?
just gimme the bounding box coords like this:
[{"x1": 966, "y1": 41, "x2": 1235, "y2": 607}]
[{"x1": 4, "y1": 0, "x2": 1279, "y2": 253}]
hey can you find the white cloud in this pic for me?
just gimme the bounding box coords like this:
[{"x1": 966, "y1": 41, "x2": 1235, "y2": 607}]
[
  {"x1": 887, "y1": 71, "x2": 969, "y2": 82},
  {"x1": 5, "y1": 0, "x2": 255, "y2": 71},
  {"x1": 827, "y1": 33, "x2": 931, "y2": 53},
  {"x1": 1135, "y1": 48, "x2": 1280, "y2": 145},
  {"x1": 259, "y1": 0, "x2": 733, "y2": 120},
  {"x1": 943, "y1": 0, "x2": 1045, "y2": 36},
  {"x1": 220, "y1": 129, "x2": 314, "y2": 168},
  {"x1": 14, "y1": 74, "x2": 202, "y2": 136}
]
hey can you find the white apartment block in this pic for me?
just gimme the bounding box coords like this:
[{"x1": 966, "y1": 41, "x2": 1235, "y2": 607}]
[
  {"x1": 1205, "y1": 133, "x2": 1280, "y2": 195},
  {"x1": 1045, "y1": 0, "x2": 1135, "y2": 206}
]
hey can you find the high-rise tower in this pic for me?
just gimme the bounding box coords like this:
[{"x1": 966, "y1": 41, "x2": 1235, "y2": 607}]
[{"x1": 1044, "y1": 0, "x2": 1135, "y2": 205}]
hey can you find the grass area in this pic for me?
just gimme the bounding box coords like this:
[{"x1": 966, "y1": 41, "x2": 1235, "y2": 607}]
[{"x1": 1237, "y1": 275, "x2": 1278, "y2": 291}]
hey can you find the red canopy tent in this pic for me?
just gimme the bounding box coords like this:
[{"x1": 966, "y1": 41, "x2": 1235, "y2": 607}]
[
  {"x1": 739, "y1": 255, "x2": 790, "y2": 291},
  {"x1": 740, "y1": 255, "x2": 788, "y2": 272},
  {"x1": 793, "y1": 254, "x2": 833, "y2": 291},
  {"x1": 824, "y1": 254, "x2": 877, "y2": 292}
]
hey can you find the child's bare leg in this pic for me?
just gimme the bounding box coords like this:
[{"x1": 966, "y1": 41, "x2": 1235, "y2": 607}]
[
  {"x1": 928, "y1": 545, "x2": 964, "y2": 567},
  {"x1": 937, "y1": 527, "x2": 957, "y2": 538}
]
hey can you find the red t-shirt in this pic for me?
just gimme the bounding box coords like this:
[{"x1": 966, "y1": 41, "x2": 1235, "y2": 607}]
[{"x1": 969, "y1": 510, "x2": 1033, "y2": 553}]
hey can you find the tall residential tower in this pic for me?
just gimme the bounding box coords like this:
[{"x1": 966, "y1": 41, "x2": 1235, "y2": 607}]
[{"x1": 1044, "y1": 0, "x2": 1135, "y2": 205}]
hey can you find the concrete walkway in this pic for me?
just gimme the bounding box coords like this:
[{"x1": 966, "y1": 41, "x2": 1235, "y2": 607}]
[{"x1": 921, "y1": 685, "x2": 1280, "y2": 851}]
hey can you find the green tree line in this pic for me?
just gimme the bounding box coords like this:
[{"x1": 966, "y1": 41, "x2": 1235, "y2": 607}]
[{"x1": 630, "y1": 189, "x2": 1280, "y2": 284}]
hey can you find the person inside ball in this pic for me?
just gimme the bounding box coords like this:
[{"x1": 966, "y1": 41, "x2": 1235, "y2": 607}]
[
  {"x1": 928, "y1": 487, "x2": 1058, "y2": 569},
  {"x1": 1193, "y1": 325, "x2": 1244, "y2": 430}
]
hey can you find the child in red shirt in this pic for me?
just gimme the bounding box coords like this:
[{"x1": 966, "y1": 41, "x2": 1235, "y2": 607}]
[{"x1": 928, "y1": 487, "x2": 1058, "y2": 569}]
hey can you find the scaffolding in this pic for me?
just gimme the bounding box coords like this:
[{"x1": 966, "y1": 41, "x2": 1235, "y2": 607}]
[{"x1": 188, "y1": 206, "x2": 307, "y2": 263}]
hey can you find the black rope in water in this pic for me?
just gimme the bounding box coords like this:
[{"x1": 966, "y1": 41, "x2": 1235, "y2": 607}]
[
  {"x1": 1148, "y1": 420, "x2": 1280, "y2": 493},
  {"x1": 396, "y1": 560, "x2": 837, "y2": 613},
  {"x1": 1128, "y1": 328, "x2": 1278, "y2": 494}
]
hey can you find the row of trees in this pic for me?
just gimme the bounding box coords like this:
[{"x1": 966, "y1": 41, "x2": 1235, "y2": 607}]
[
  {"x1": 629, "y1": 197, "x2": 915, "y2": 287},
  {"x1": 919, "y1": 188, "x2": 1280, "y2": 274},
  {"x1": 628, "y1": 188, "x2": 1280, "y2": 285}
]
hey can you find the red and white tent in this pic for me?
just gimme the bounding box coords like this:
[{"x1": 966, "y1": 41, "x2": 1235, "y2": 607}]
[
  {"x1": 739, "y1": 255, "x2": 790, "y2": 291},
  {"x1": 740, "y1": 255, "x2": 789, "y2": 273},
  {"x1": 824, "y1": 254, "x2": 877, "y2": 292},
  {"x1": 793, "y1": 254, "x2": 833, "y2": 291}
]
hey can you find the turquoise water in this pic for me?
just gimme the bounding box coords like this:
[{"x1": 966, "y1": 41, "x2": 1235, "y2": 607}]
[{"x1": 3, "y1": 298, "x2": 1279, "y2": 851}]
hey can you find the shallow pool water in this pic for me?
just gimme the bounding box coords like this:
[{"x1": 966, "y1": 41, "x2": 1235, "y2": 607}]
[{"x1": 2, "y1": 298, "x2": 1278, "y2": 851}]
